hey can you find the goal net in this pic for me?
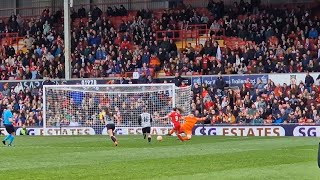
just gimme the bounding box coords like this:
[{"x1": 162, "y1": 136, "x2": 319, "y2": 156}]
[{"x1": 42, "y1": 84, "x2": 191, "y2": 135}]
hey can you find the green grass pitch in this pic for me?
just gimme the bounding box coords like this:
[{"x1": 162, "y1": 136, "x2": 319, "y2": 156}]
[{"x1": 0, "y1": 136, "x2": 319, "y2": 180}]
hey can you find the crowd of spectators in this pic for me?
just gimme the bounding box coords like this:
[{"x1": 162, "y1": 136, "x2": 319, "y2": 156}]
[
  {"x1": 0, "y1": 82, "x2": 43, "y2": 127},
  {"x1": 0, "y1": 1, "x2": 320, "y2": 127},
  {"x1": 0, "y1": 1, "x2": 319, "y2": 80},
  {"x1": 1, "y1": 71, "x2": 320, "y2": 127},
  {"x1": 191, "y1": 72, "x2": 320, "y2": 124}
]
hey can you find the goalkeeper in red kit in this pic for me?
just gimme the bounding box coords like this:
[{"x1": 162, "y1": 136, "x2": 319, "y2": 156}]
[{"x1": 157, "y1": 108, "x2": 182, "y2": 136}]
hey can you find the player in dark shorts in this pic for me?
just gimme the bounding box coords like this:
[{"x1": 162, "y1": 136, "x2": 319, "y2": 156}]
[
  {"x1": 100, "y1": 108, "x2": 118, "y2": 146},
  {"x1": 138, "y1": 108, "x2": 152, "y2": 142},
  {"x1": 2, "y1": 105, "x2": 15, "y2": 146}
]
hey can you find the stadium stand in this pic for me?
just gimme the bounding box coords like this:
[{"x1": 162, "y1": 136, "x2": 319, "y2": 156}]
[{"x1": 0, "y1": 0, "x2": 320, "y2": 126}]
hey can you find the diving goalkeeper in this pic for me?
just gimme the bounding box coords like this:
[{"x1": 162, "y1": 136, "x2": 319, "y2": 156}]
[{"x1": 178, "y1": 112, "x2": 206, "y2": 141}]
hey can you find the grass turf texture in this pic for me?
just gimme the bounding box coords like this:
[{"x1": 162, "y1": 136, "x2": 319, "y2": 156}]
[{"x1": 0, "y1": 136, "x2": 319, "y2": 180}]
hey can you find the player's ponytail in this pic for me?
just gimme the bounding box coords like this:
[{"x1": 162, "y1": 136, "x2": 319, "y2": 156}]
[
  {"x1": 105, "y1": 108, "x2": 111, "y2": 116},
  {"x1": 176, "y1": 107, "x2": 184, "y2": 114}
]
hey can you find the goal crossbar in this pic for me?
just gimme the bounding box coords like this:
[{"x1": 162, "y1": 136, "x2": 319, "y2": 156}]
[{"x1": 43, "y1": 84, "x2": 177, "y2": 88}]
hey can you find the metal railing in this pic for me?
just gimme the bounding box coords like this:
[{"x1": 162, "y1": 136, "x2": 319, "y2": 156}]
[{"x1": 155, "y1": 24, "x2": 209, "y2": 48}]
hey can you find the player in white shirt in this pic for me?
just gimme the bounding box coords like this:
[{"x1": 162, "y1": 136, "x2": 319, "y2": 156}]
[{"x1": 138, "y1": 108, "x2": 153, "y2": 143}]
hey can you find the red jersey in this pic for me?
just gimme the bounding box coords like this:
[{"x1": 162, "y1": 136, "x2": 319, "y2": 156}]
[
  {"x1": 202, "y1": 57, "x2": 208, "y2": 70},
  {"x1": 168, "y1": 111, "x2": 181, "y2": 126}
]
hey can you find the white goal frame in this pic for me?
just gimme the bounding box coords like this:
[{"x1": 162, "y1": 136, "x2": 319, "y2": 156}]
[{"x1": 42, "y1": 83, "x2": 179, "y2": 135}]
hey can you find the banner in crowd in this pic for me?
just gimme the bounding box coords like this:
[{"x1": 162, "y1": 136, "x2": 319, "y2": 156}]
[
  {"x1": 0, "y1": 79, "x2": 106, "y2": 90},
  {"x1": 229, "y1": 74, "x2": 268, "y2": 87},
  {"x1": 1, "y1": 72, "x2": 319, "y2": 90},
  {"x1": 0, "y1": 78, "x2": 191, "y2": 90},
  {"x1": 269, "y1": 72, "x2": 319, "y2": 85},
  {"x1": 101, "y1": 127, "x2": 173, "y2": 135},
  {"x1": 8, "y1": 125, "x2": 320, "y2": 136},
  {"x1": 190, "y1": 74, "x2": 268, "y2": 87},
  {"x1": 12, "y1": 127, "x2": 172, "y2": 136},
  {"x1": 193, "y1": 126, "x2": 285, "y2": 136},
  {"x1": 15, "y1": 127, "x2": 96, "y2": 136},
  {"x1": 193, "y1": 125, "x2": 320, "y2": 137},
  {"x1": 199, "y1": 76, "x2": 230, "y2": 86},
  {"x1": 0, "y1": 74, "x2": 269, "y2": 90}
]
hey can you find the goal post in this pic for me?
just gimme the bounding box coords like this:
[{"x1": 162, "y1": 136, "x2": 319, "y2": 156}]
[{"x1": 42, "y1": 84, "x2": 192, "y2": 135}]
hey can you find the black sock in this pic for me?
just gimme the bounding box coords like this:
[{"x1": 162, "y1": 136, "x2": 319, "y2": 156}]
[
  {"x1": 148, "y1": 137, "x2": 151, "y2": 142},
  {"x1": 111, "y1": 136, "x2": 117, "y2": 142},
  {"x1": 143, "y1": 133, "x2": 146, "y2": 139}
]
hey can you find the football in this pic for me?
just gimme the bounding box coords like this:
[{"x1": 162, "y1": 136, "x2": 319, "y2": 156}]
[{"x1": 156, "y1": 136, "x2": 163, "y2": 141}]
